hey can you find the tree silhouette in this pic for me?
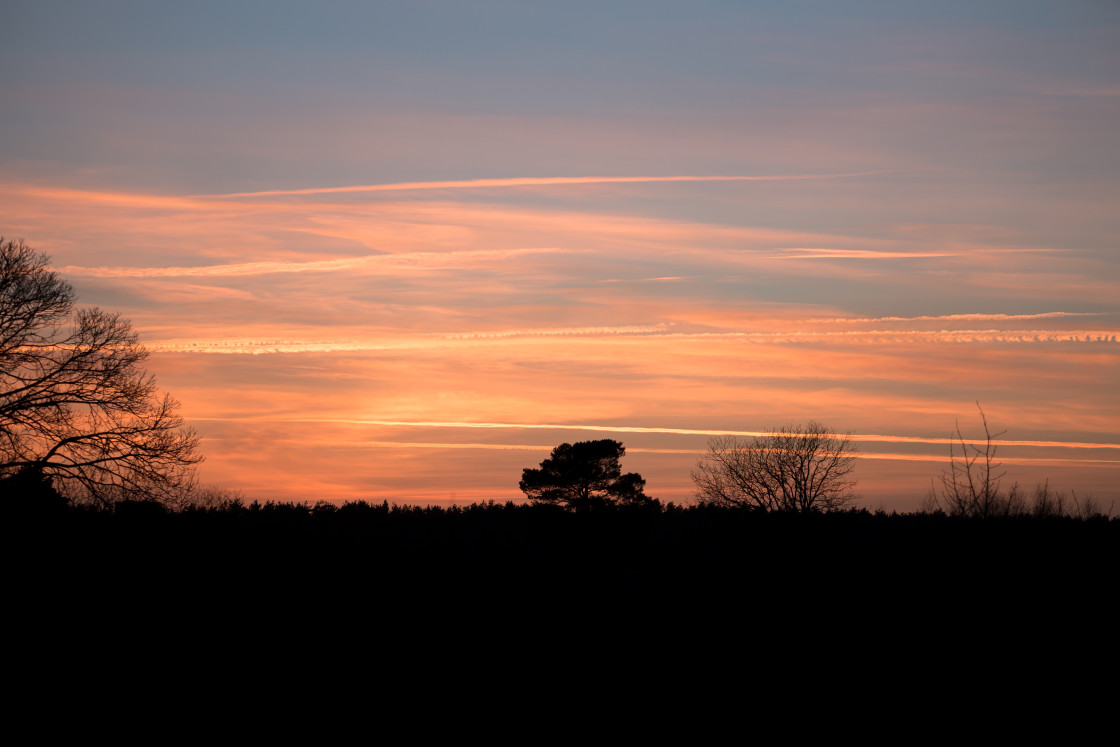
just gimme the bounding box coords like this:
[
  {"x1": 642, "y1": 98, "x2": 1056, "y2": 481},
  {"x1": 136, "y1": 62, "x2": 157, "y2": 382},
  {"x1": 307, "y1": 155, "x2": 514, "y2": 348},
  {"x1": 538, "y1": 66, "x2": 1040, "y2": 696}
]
[
  {"x1": 519, "y1": 439, "x2": 654, "y2": 510},
  {"x1": 692, "y1": 421, "x2": 859, "y2": 512},
  {"x1": 1, "y1": 238, "x2": 202, "y2": 506},
  {"x1": 928, "y1": 403, "x2": 1009, "y2": 518}
]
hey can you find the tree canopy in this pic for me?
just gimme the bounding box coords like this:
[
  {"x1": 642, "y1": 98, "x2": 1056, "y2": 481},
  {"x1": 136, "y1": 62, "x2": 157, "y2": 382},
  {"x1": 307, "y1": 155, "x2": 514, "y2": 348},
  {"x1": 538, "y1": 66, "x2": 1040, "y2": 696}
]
[
  {"x1": 1, "y1": 238, "x2": 202, "y2": 506},
  {"x1": 519, "y1": 439, "x2": 654, "y2": 510}
]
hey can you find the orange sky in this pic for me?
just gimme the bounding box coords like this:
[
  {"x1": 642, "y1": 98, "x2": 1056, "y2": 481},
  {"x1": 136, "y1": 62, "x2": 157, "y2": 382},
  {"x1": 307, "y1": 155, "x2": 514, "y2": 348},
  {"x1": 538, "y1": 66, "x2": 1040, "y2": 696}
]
[{"x1": 3, "y1": 2, "x2": 1118, "y2": 509}]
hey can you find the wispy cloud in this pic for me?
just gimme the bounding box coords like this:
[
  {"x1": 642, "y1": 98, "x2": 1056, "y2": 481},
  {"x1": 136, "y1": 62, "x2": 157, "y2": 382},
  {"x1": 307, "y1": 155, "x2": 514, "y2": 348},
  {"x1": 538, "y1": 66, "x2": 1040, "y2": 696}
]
[
  {"x1": 189, "y1": 417, "x2": 1120, "y2": 451},
  {"x1": 702, "y1": 330, "x2": 1119, "y2": 344},
  {"x1": 770, "y1": 247, "x2": 1061, "y2": 260},
  {"x1": 145, "y1": 325, "x2": 670, "y2": 354},
  {"x1": 145, "y1": 327, "x2": 1119, "y2": 354},
  {"x1": 6, "y1": 184, "x2": 221, "y2": 211},
  {"x1": 821, "y1": 312, "x2": 1106, "y2": 323},
  {"x1": 199, "y1": 171, "x2": 897, "y2": 199},
  {"x1": 58, "y1": 247, "x2": 566, "y2": 278},
  {"x1": 772, "y1": 247, "x2": 963, "y2": 259},
  {"x1": 281, "y1": 441, "x2": 1120, "y2": 464},
  {"x1": 444, "y1": 324, "x2": 669, "y2": 340}
]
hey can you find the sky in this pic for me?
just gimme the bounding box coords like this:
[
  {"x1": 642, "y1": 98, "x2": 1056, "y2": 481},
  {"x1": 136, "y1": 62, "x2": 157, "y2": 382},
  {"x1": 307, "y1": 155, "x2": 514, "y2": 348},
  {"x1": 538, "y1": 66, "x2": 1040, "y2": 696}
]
[{"x1": 2, "y1": 0, "x2": 1118, "y2": 510}]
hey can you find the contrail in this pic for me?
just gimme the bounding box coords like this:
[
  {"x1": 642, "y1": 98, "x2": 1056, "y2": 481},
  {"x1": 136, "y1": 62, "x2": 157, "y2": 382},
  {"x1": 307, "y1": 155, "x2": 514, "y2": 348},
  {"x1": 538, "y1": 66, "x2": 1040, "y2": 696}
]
[
  {"x1": 197, "y1": 171, "x2": 895, "y2": 199},
  {"x1": 146, "y1": 328, "x2": 1120, "y2": 354},
  {"x1": 190, "y1": 417, "x2": 1120, "y2": 451}
]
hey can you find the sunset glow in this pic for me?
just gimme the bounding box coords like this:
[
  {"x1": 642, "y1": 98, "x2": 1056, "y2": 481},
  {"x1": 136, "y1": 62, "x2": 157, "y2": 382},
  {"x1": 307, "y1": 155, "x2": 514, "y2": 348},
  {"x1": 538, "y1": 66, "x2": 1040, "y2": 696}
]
[{"x1": 3, "y1": 1, "x2": 1117, "y2": 509}]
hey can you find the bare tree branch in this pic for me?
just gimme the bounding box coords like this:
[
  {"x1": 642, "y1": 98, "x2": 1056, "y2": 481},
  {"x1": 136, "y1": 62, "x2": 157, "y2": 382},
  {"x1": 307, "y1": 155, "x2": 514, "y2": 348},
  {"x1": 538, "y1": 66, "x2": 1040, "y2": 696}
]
[
  {"x1": 1, "y1": 238, "x2": 202, "y2": 506},
  {"x1": 691, "y1": 421, "x2": 859, "y2": 512},
  {"x1": 931, "y1": 403, "x2": 1013, "y2": 518}
]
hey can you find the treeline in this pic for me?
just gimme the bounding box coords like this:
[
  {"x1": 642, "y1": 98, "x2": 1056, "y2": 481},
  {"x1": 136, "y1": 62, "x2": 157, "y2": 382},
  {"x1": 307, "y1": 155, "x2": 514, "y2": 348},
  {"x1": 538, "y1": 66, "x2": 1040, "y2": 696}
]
[
  {"x1": 6, "y1": 496, "x2": 1113, "y2": 669},
  {"x1": 12, "y1": 496, "x2": 1116, "y2": 603}
]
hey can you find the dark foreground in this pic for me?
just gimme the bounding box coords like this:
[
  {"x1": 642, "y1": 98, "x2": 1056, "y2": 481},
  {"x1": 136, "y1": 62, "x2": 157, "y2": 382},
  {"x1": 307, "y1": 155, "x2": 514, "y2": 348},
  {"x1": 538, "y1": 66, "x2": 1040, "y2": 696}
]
[
  {"x1": 7, "y1": 498, "x2": 1117, "y2": 714},
  {"x1": 10, "y1": 499, "x2": 1116, "y2": 616}
]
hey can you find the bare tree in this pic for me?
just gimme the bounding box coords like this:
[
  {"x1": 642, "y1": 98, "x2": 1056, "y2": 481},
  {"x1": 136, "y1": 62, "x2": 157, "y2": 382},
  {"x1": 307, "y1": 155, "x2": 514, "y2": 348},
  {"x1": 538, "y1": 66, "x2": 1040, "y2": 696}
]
[
  {"x1": 926, "y1": 406, "x2": 1114, "y2": 519},
  {"x1": 1, "y1": 238, "x2": 202, "y2": 506},
  {"x1": 692, "y1": 421, "x2": 859, "y2": 512},
  {"x1": 930, "y1": 403, "x2": 1014, "y2": 518}
]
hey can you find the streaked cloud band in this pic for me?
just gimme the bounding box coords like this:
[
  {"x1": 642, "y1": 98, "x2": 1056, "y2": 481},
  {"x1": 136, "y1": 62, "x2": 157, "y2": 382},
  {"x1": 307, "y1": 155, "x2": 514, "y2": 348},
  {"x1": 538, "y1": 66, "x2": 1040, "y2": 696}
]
[
  {"x1": 146, "y1": 328, "x2": 1118, "y2": 353},
  {"x1": 58, "y1": 247, "x2": 565, "y2": 278},
  {"x1": 190, "y1": 417, "x2": 1120, "y2": 451},
  {"x1": 200, "y1": 171, "x2": 896, "y2": 199}
]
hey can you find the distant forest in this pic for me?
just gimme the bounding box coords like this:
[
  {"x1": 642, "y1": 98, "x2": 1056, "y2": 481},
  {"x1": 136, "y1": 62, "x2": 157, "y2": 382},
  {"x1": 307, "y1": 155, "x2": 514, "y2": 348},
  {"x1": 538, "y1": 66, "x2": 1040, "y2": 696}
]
[{"x1": 12, "y1": 497, "x2": 1116, "y2": 613}]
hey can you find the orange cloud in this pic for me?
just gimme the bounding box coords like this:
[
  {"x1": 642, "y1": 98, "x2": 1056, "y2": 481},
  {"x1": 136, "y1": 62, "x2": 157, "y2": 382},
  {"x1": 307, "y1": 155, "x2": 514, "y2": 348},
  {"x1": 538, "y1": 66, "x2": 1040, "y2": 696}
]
[{"x1": 58, "y1": 247, "x2": 569, "y2": 278}]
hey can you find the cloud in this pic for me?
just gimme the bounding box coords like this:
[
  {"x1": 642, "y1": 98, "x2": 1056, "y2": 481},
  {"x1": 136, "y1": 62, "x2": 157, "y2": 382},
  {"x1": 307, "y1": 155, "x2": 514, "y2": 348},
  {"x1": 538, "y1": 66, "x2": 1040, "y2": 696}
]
[
  {"x1": 598, "y1": 276, "x2": 685, "y2": 284},
  {"x1": 144, "y1": 325, "x2": 668, "y2": 354},
  {"x1": 821, "y1": 312, "x2": 1105, "y2": 323},
  {"x1": 144, "y1": 326, "x2": 1119, "y2": 354},
  {"x1": 188, "y1": 417, "x2": 1120, "y2": 451},
  {"x1": 702, "y1": 330, "x2": 1119, "y2": 344},
  {"x1": 116, "y1": 281, "x2": 258, "y2": 304},
  {"x1": 768, "y1": 247, "x2": 1063, "y2": 260},
  {"x1": 198, "y1": 171, "x2": 897, "y2": 199},
  {"x1": 772, "y1": 247, "x2": 964, "y2": 259},
  {"x1": 6, "y1": 185, "x2": 221, "y2": 211},
  {"x1": 57, "y1": 247, "x2": 567, "y2": 278},
  {"x1": 443, "y1": 324, "x2": 668, "y2": 340},
  {"x1": 267, "y1": 440, "x2": 1120, "y2": 464}
]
